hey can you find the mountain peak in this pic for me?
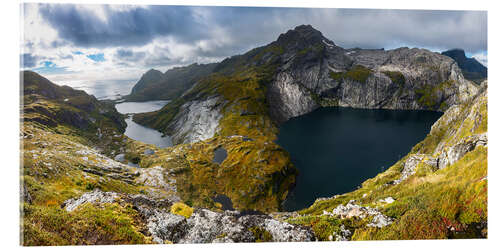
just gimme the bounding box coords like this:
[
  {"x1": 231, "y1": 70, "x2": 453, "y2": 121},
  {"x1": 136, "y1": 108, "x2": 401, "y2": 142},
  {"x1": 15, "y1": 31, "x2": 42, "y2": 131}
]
[
  {"x1": 442, "y1": 48, "x2": 487, "y2": 83},
  {"x1": 442, "y1": 49, "x2": 466, "y2": 61},
  {"x1": 277, "y1": 24, "x2": 334, "y2": 47}
]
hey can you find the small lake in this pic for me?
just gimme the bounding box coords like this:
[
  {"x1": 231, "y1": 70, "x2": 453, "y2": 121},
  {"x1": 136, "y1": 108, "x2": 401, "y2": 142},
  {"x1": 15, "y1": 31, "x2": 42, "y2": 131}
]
[
  {"x1": 276, "y1": 107, "x2": 442, "y2": 211},
  {"x1": 115, "y1": 101, "x2": 173, "y2": 148}
]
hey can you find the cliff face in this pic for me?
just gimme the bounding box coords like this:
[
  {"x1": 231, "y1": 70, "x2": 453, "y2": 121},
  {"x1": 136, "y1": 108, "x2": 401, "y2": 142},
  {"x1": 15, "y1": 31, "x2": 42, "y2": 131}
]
[
  {"x1": 265, "y1": 26, "x2": 478, "y2": 123},
  {"x1": 135, "y1": 24, "x2": 478, "y2": 140}
]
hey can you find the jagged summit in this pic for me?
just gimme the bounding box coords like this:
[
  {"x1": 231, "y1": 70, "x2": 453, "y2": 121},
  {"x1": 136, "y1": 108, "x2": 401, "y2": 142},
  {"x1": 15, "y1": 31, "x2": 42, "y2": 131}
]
[{"x1": 277, "y1": 24, "x2": 336, "y2": 49}]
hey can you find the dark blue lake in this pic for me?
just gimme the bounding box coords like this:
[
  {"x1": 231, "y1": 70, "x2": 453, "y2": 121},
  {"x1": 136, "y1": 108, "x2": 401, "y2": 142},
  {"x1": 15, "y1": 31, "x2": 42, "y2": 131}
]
[{"x1": 276, "y1": 107, "x2": 442, "y2": 211}]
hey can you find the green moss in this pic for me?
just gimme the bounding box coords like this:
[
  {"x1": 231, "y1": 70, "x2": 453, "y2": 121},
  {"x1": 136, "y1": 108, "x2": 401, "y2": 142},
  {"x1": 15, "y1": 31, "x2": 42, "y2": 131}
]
[
  {"x1": 344, "y1": 65, "x2": 372, "y2": 83},
  {"x1": 415, "y1": 85, "x2": 438, "y2": 108},
  {"x1": 415, "y1": 80, "x2": 455, "y2": 110},
  {"x1": 382, "y1": 71, "x2": 405, "y2": 87},
  {"x1": 328, "y1": 65, "x2": 372, "y2": 84},
  {"x1": 170, "y1": 202, "x2": 194, "y2": 218},
  {"x1": 329, "y1": 71, "x2": 343, "y2": 81},
  {"x1": 249, "y1": 226, "x2": 273, "y2": 242}
]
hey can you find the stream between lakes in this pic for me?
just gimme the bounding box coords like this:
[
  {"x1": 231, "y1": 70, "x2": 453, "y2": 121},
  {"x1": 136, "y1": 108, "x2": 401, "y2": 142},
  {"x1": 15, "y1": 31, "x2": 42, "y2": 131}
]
[{"x1": 115, "y1": 101, "x2": 173, "y2": 148}]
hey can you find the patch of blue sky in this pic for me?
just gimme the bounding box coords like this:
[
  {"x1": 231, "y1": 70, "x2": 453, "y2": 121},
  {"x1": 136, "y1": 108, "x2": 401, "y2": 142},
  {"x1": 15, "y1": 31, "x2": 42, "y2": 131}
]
[
  {"x1": 87, "y1": 53, "x2": 105, "y2": 62},
  {"x1": 32, "y1": 61, "x2": 69, "y2": 74}
]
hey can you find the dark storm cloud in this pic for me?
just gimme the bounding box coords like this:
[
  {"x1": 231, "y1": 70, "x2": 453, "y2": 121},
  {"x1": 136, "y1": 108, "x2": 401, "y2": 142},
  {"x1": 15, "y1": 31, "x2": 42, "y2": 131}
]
[
  {"x1": 201, "y1": 7, "x2": 487, "y2": 54},
  {"x1": 38, "y1": 4, "x2": 213, "y2": 48},
  {"x1": 34, "y1": 4, "x2": 487, "y2": 67}
]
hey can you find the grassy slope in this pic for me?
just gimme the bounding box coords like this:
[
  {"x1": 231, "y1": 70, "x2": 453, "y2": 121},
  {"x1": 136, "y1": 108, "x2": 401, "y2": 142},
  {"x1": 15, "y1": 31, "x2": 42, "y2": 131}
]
[
  {"x1": 21, "y1": 72, "x2": 158, "y2": 245},
  {"x1": 288, "y1": 84, "x2": 487, "y2": 240},
  {"x1": 132, "y1": 44, "x2": 296, "y2": 212}
]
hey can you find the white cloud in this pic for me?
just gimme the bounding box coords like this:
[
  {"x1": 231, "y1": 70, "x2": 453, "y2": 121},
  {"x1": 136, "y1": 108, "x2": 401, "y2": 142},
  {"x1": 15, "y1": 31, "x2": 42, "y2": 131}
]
[
  {"x1": 472, "y1": 52, "x2": 488, "y2": 67},
  {"x1": 21, "y1": 4, "x2": 487, "y2": 88}
]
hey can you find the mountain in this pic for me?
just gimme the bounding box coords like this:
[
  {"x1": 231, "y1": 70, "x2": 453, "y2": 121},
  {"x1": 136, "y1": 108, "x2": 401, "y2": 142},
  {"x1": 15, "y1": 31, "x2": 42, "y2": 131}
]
[
  {"x1": 130, "y1": 69, "x2": 164, "y2": 94},
  {"x1": 135, "y1": 24, "x2": 478, "y2": 143},
  {"x1": 130, "y1": 25, "x2": 486, "y2": 239},
  {"x1": 442, "y1": 49, "x2": 487, "y2": 84},
  {"x1": 22, "y1": 25, "x2": 487, "y2": 245},
  {"x1": 22, "y1": 70, "x2": 306, "y2": 245},
  {"x1": 126, "y1": 63, "x2": 217, "y2": 102},
  {"x1": 22, "y1": 71, "x2": 126, "y2": 134}
]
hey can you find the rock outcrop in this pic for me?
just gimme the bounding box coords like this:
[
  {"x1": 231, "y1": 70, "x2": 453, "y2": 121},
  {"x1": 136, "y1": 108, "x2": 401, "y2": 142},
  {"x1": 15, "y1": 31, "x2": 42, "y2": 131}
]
[
  {"x1": 324, "y1": 200, "x2": 393, "y2": 228},
  {"x1": 266, "y1": 26, "x2": 478, "y2": 122},
  {"x1": 393, "y1": 80, "x2": 487, "y2": 181},
  {"x1": 165, "y1": 96, "x2": 223, "y2": 144},
  {"x1": 62, "y1": 190, "x2": 315, "y2": 244}
]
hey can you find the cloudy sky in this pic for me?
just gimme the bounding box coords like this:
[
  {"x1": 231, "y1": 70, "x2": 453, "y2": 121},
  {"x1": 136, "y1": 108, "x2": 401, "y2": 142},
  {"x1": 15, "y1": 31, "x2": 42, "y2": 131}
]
[{"x1": 21, "y1": 3, "x2": 487, "y2": 88}]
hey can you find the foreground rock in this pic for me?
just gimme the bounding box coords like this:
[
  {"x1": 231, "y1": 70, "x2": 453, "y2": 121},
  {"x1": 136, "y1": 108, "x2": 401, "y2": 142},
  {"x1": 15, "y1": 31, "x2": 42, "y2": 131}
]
[
  {"x1": 324, "y1": 200, "x2": 393, "y2": 228},
  {"x1": 63, "y1": 190, "x2": 315, "y2": 244}
]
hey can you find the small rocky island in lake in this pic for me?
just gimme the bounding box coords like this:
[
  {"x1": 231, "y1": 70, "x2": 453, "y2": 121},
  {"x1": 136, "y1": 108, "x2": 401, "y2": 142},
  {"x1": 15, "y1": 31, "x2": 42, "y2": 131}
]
[{"x1": 20, "y1": 5, "x2": 487, "y2": 246}]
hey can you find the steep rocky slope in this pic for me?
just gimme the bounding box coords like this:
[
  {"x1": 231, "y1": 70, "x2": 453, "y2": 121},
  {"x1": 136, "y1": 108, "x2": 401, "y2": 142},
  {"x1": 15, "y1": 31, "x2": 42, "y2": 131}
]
[
  {"x1": 22, "y1": 71, "x2": 126, "y2": 133},
  {"x1": 442, "y1": 49, "x2": 487, "y2": 84},
  {"x1": 135, "y1": 24, "x2": 478, "y2": 140},
  {"x1": 126, "y1": 63, "x2": 217, "y2": 102}
]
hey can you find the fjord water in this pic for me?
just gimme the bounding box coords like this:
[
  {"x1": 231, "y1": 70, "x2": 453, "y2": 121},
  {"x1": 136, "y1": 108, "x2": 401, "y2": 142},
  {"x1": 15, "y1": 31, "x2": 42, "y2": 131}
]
[
  {"x1": 115, "y1": 101, "x2": 173, "y2": 148},
  {"x1": 277, "y1": 107, "x2": 442, "y2": 211}
]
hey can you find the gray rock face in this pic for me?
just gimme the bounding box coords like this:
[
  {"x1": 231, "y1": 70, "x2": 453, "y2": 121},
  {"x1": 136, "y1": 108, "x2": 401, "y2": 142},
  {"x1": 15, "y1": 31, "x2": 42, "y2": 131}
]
[
  {"x1": 62, "y1": 189, "x2": 119, "y2": 212},
  {"x1": 438, "y1": 133, "x2": 487, "y2": 169},
  {"x1": 266, "y1": 26, "x2": 478, "y2": 123},
  {"x1": 172, "y1": 209, "x2": 315, "y2": 243},
  {"x1": 166, "y1": 96, "x2": 223, "y2": 144},
  {"x1": 394, "y1": 154, "x2": 438, "y2": 184},
  {"x1": 393, "y1": 81, "x2": 487, "y2": 182},
  {"x1": 63, "y1": 191, "x2": 315, "y2": 244},
  {"x1": 267, "y1": 72, "x2": 319, "y2": 123}
]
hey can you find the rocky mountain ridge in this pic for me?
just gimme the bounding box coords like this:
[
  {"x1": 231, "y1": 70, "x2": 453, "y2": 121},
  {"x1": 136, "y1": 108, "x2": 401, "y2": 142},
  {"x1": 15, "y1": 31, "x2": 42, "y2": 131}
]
[
  {"x1": 126, "y1": 63, "x2": 217, "y2": 102},
  {"x1": 442, "y1": 49, "x2": 487, "y2": 84},
  {"x1": 135, "y1": 24, "x2": 478, "y2": 143}
]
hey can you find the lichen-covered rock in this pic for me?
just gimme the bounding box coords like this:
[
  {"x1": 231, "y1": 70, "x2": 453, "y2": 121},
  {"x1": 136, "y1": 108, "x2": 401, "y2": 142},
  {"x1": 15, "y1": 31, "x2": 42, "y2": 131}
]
[
  {"x1": 62, "y1": 189, "x2": 119, "y2": 212},
  {"x1": 325, "y1": 200, "x2": 393, "y2": 228},
  {"x1": 62, "y1": 191, "x2": 315, "y2": 244},
  {"x1": 438, "y1": 133, "x2": 487, "y2": 169},
  {"x1": 367, "y1": 214, "x2": 394, "y2": 228}
]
